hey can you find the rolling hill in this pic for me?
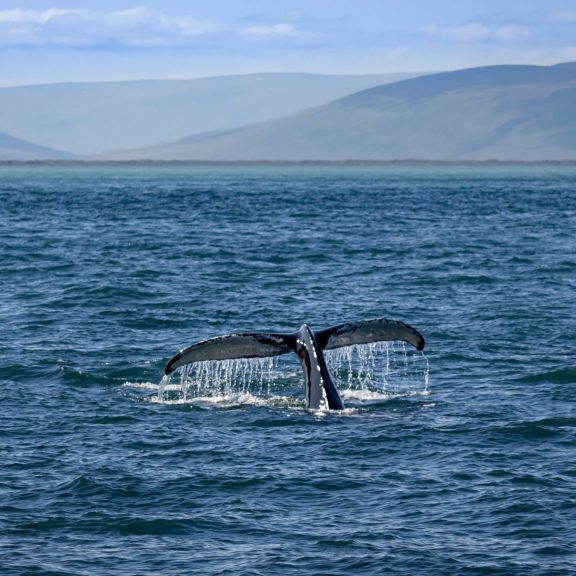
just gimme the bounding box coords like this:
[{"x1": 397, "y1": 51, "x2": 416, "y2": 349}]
[
  {"x1": 0, "y1": 131, "x2": 74, "y2": 161},
  {"x1": 107, "y1": 62, "x2": 576, "y2": 162},
  {"x1": 0, "y1": 72, "x2": 420, "y2": 156}
]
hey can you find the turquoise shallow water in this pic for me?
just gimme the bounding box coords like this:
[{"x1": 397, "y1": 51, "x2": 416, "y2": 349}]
[{"x1": 1, "y1": 163, "x2": 575, "y2": 575}]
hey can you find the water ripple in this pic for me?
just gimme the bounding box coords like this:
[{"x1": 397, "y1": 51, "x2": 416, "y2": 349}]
[{"x1": 1, "y1": 164, "x2": 575, "y2": 575}]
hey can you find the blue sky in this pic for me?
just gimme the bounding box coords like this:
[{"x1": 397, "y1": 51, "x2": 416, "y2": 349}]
[{"x1": 1, "y1": 1, "x2": 576, "y2": 85}]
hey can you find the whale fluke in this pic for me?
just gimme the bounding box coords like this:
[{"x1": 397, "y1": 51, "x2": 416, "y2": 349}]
[
  {"x1": 164, "y1": 333, "x2": 293, "y2": 375},
  {"x1": 164, "y1": 318, "x2": 425, "y2": 410},
  {"x1": 316, "y1": 318, "x2": 425, "y2": 352}
]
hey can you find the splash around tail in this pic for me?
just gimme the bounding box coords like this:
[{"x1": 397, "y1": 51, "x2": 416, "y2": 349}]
[{"x1": 164, "y1": 318, "x2": 425, "y2": 411}]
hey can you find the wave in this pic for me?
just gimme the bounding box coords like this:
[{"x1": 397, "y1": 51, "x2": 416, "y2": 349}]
[
  {"x1": 123, "y1": 380, "x2": 430, "y2": 414},
  {"x1": 149, "y1": 391, "x2": 300, "y2": 410},
  {"x1": 518, "y1": 367, "x2": 576, "y2": 384}
]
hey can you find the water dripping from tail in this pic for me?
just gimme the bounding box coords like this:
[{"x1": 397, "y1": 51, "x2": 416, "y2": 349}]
[
  {"x1": 154, "y1": 341, "x2": 429, "y2": 409},
  {"x1": 154, "y1": 355, "x2": 301, "y2": 408},
  {"x1": 324, "y1": 341, "x2": 430, "y2": 400}
]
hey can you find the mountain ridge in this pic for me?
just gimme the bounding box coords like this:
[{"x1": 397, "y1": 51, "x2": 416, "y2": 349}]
[
  {"x1": 0, "y1": 131, "x2": 75, "y2": 161},
  {"x1": 0, "y1": 72, "x2": 421, "y2": 156},
  {"x1": 104, "y1": 62, "x2": 576, "y2": 162}
]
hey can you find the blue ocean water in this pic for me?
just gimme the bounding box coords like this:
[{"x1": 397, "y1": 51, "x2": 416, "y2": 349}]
[{"x1": 1, "y1": 163, "x2": 575, "y2": 575}]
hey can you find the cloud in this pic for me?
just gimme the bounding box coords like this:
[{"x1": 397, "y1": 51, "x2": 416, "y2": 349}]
[
  {"x1": 550, "y1": 11, "x2": 576, "y2": 23},
  {"x1": 240, "y1": 23, "x2": 296, "y2": 37},
  {"x1": 0, "y1": 8, "x2": 85, "y2": 26},
  {"x1": 423, "y1": 22, "x2": 532, "y2": 44},
  {"x1": 105, "y1": 7, "x2": 221, "y2": 36},
  {"x1": 0, "y1": 6, "x2": 311, "y2": 50},
  {"x1": 0, "y1": 6, "x2": 224, "y2": 49}
]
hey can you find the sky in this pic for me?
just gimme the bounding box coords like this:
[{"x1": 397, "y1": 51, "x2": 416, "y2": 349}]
[{"x1": 1, "y1": 0, "x2": 576, "y2": 86}]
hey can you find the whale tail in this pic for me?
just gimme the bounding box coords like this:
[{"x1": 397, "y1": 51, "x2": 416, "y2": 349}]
[
  {"x1": 163, "y1": 318, "x2": 425, "y2": 409},
  {"x1": 164, "y1": 318, "x2": 424, "y2": 375},
  {"x1": 164, "y1": 332, "x2": 295, "y2": 375},
  {"x1": 315, "y1": 318, "x2": 425, "y2": 352}
]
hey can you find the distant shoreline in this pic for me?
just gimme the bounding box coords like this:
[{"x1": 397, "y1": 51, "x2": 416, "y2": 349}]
[{"x1": 1, "y1": 159, "x2": 576, "y2": 167}]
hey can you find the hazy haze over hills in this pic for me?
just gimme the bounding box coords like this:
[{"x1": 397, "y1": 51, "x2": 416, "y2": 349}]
[
  {"x1": 0, "y1": 73, "x2": 420, "y2": 156},
  {"x1": 2, "y1": 63, "x2": 575, "y2": 162},
  {"x1": 0, "y1": 131, "x2": 74, "y2": 161},
  {"x1": 107, "y1": 62, "x2": 576, "y2": 162}
]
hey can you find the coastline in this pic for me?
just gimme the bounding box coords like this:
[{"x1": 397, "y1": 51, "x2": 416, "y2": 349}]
[{"x1": 2, "y1": 159, "x2": 576, "y2": 166}]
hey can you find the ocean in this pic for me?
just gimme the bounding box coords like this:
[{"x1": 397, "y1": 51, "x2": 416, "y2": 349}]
[{"x1": 1, "y1": 163, "x2": 575, "y2": 575}]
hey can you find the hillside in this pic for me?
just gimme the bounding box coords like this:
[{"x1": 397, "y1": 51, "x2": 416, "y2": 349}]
[
  {"x1": 0, "y1": 131, "x2": 73, "y2": 161},
  {"x1": 108, "y1": 62, "x2": 576, "y2": 162},
  {"x1": 0, "y1": 72, "x2": 420, "y2": 156}
]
